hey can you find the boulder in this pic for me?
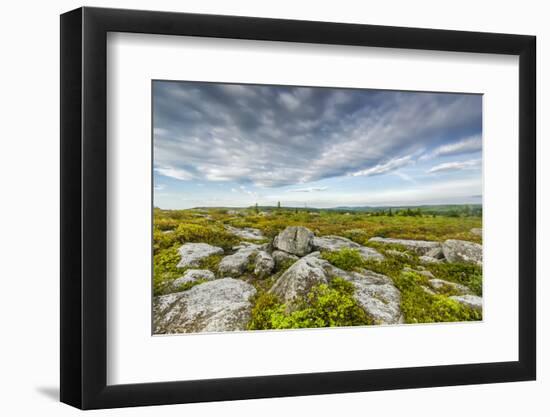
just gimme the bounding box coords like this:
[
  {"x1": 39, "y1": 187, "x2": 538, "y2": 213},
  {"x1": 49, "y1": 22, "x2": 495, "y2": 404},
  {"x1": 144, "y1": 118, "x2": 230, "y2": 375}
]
[
  {"x1": 419, "y1": 255, "x2": 443, "y2": 264},
  {"x1": 153, "y1": 278, "x2": 257, "y2": 334},
  {"x1": 254, "y1": 251, "x2": 275, "y2": 278},
  {"x1": 272, "y1": 250, "x2": 299, "y2": 269},
  {"x1": 172, "y1": 269, "x2": 215, "y2": 287},
  {"x1": 218, "y1": 244, "x2": 260, "y2": 277},
  {"x1": 273, "y1": 226, "x2": 314, "y2": 256},
  {"x1": 442, "y1": 239, "x2": 483, "y2": 266},
  {"x1": 450, "y1": 294, "x2": 483, "y2": 312},
  {"x1": 269, "y1": 256, "x2": 331, "y2": 305},
  {"x1": 428, "y1": 278, "x2": 472, "y2": 295},
  {"x1": 339, "y1": 269, "x2": 403, "y2": 325},
  {"x1": 426, "y1": 246, "x2": 445, "y2": 259},
  {"x1": 177, "y1": 243, "x2": 224, "y2": 268},
  {"x1": 368, "y1": 237, "x2": 442, "y2": 256},
  {"x1": 269, "y1": 255, "x2": 403, "y2": 325},
  {"x1": 313, "y1": 235, "x2": 384, "y2": 261},
  {"x1": 225, "y1": 225, "x2": 265, "y2": 241}
]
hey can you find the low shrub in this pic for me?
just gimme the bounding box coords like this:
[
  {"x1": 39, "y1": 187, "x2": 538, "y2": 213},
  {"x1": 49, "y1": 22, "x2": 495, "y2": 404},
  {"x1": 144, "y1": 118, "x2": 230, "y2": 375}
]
[
  {"x1": 321, "y1": 248, "x2": 365, "y2": 271},
  {"x1": 393, "y1": 271, "x2": 482, "y2": 323},
  {"x1": 248, "y1": 277, "x2": 372, "y2": 330}
]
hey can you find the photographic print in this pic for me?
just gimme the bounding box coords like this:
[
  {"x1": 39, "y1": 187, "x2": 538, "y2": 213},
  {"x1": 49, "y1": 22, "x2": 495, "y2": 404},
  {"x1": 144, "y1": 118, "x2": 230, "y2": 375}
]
[{"x1": 152, "y1": 81, "x2": 483, "y2": 335}]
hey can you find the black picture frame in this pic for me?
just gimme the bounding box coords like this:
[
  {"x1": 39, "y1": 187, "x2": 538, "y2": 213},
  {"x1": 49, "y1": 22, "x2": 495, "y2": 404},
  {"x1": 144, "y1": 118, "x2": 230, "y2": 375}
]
[{"x1": 60, "y1": 6, "x2": 536, "y2": 410}]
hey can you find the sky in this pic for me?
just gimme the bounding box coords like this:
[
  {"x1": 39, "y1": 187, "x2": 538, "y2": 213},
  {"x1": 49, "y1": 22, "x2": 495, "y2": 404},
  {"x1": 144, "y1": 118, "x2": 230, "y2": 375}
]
[{"x1": 153, "y1": 81, "x2": 482, "y2": 209}]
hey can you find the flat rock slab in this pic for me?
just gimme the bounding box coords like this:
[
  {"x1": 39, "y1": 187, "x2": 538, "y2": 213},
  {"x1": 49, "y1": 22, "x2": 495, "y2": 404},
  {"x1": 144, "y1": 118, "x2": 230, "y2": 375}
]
[
  {"x1": 313, "y1": 235, "x2": 384, "y2": 261},
  {"x1": 177, "y1": 243, "x2": 224, "y2": 268},
  {"x1": 442, "y1": 239, "x2": 483, "y2": 266},
  {"x1": 273, "y1": 226, "x2": 314, "y2": 256},
  {"x1": 172, "y1": 269, "x2": 215, "y2": 287},
  {"x1": 369, "y1": 237, "x2": 442, "y2": 255},
  {"x1": 450, "y1": 294, "x2": 483, "y2": 311},
  {"x1": 153, "y1": 278, "x2": 256, "y2": 334},
  {"x1": 428, "y1": 278, "x2": 472, "y2": 295},
  {"x1": 225, "y1": 225, "x2": 265, "y2": 241}
]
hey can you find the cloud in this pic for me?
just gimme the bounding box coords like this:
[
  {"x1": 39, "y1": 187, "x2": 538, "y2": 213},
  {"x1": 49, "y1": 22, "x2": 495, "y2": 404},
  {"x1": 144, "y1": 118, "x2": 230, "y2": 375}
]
[
  {"x1": 428, "y1": 134, "x2": 482, "y2": 158},
  {"x1": 352, "y1": 155, "x2": 413, "y2": 177},
  {"x1": 154, "y1": 184, "x2": 166, "y2": 191},
  {"x1": 289, "y1": 187, "x2": 328, "y2": 193},
  {"x1": 154, "y1": 167, "x2": 195, "y2": 181},
  {"x1": 153, "y1": 81, "x2": 482, "y2": 188},
  {"x1": 427, "y1": 159, "x2": 481, "y2": 174}
]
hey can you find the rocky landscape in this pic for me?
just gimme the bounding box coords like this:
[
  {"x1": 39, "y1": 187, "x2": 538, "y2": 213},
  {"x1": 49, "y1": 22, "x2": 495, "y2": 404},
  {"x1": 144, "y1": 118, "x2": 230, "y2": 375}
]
[{"x1": 153, "y1": 218, "x2": 483, "y2": 334}]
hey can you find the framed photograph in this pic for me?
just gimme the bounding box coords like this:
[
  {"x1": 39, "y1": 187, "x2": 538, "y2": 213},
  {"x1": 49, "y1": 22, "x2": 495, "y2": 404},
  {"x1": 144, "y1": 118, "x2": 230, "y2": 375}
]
[{"x1": 60, "y1": 6, "x2": 536, "y2": 409}]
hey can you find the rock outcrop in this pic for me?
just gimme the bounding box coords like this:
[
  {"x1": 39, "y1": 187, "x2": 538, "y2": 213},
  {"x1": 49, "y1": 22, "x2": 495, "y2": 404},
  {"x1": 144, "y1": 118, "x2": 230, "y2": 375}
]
[
  {"x1": 313, "y1": 235, "x2": 384, "y2": 261},
  {"x1": 254, "y1": 251, "x2": 275, "y2": 278},
  {"x1": 273, "y1": 226, "x2": 314, "y2": 256},
  {"x1": 442, "y1": 239, "x2": 483, "y2": 266},
  {"x1": 153, "y1": 278, "x2": 257, "y2": 333},
  {"x1": 269, "y1": 256, "x2": 330, "y2": 304},
  {"x1": 272, "y1": 250, "x2": 299, "y2": 269},
  {"x1": 218, "y1": 244, "x2": 261, "y2": 276},
  {"x1": 269, "y1": 255, "x2": 402, "y2": 325},
  {"x1": 428, "y1": 278, "x2": 472, "y2": 295},
  {"x1": 368, "y1": 237, "x2": 442, "y2": 255},
  {"x1": 225, "y1": 225, "x2": 265, "y2": 241},
  {"x1": 342, "y1": 269, "x2": 403, "y2": 325},
  {"x1": 172, "y1": 269, "x2": 215, "y2": 287},
  {"x1": 450, "y1": 294, "x2": 483, "y2": 311},
  {"x1": 177, "y1": 243, "x2": 224, "y2": 268}
]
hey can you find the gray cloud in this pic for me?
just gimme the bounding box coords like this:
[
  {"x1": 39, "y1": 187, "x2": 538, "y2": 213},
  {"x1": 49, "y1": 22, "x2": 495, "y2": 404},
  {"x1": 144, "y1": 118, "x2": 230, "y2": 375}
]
[{"x1": 153, "y1": 82, "x2": 482, "y2": 187}]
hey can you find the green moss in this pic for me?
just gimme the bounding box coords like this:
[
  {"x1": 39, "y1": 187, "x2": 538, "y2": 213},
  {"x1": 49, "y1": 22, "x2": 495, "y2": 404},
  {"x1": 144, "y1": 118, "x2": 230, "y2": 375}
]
[{"x1": 248, "y1": 277, "x2": 372, "y2": 330}]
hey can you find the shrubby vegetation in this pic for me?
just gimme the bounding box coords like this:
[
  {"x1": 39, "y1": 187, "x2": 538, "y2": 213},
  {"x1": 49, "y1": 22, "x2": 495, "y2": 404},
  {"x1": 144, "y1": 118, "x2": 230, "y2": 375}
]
[
  {"x1": 248, "y1": 278, "x2": 372, "y2": 330},
  {"x1": 153, "y1": 206, "x2": 482, "y2": 325}
]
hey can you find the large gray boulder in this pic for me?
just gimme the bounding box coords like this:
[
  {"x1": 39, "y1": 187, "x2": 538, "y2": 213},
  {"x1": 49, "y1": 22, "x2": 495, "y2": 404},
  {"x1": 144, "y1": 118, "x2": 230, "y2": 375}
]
[
  {"x1": 313, "y1": 235, "x2": 384, "y2": 261},
  {"x1": 269, "y1": 255, "x2": 403, "y2": 325},
  {"x1": 272, "y1": 250, "x2": 299, "y2": 269},
  {"x1": 172, "y1": 269, "x2": 215, "y2": 287},
  {"x1": 218, "y1": 244, "x2": 261, "y2": 276},
  {"x1": 153, "y1": 278, "x2": 257, "y2": 334},
  {"x1": 225, "y1": 225, "x2": 265, "y2": 241},
  {"x1": 368, "y1": 237, "x2": 442, "y2": 256},
  {"x1": 273, "y1": 226, "x2": 314, "y2": 256},
  {"x1": 269, "y1": 256, "x2": 330, "y2": 305},
  {"x1": 450, "y1": 294, "x2": 483, "y2": 312},
  {"x1": 442, "y1": 239, "x2": 483, "y2": 266},
  {"x1": 254, "y1": 251, "x2": 275, "y2": 278},
  {"x1": 177, "y1": 243, "x2": 224, "y2": 268},
  {"x1": 339, "y1": 269, "x2": 403, "y2": 325}
]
